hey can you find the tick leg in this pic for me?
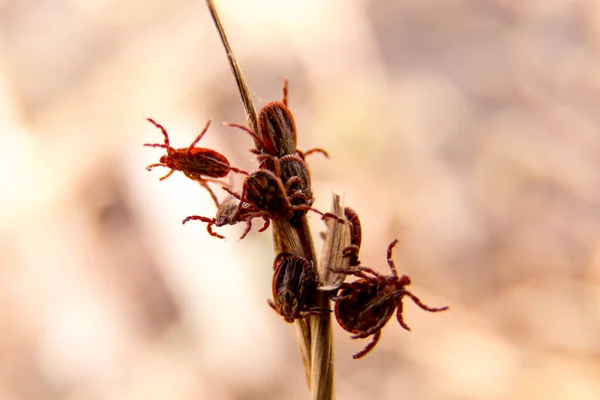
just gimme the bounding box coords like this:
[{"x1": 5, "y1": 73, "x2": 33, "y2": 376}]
[
  {"x1": 143, "y1": 143, "x2": 169, "y2": 149},
  {"x1": 404, "y1": 291, "x2": 450, "y2": 313},
  {"x1": 301, "y1": 148, "x2": 330, "y2": 159},
  {"x1": 329, "y1": 266, "x2": 381, "y2": 279},
  {"x1": 257, "y1": 154, "x2": 281, "y2": 177},
  {"x1": 146, "y1": 118, "x2": 171, "y2": 147},
  {"x1": 231, "y1": 186, "x2": 249, "y2": 222},
  {"x1": 328, "y1": 267, "x2": 372, "y2": 281},
  {"x1": 222, "y1": 186, "x2": 243, "y2": 201},
  {"x1": 288, "y1": 191, "x2": 312, "y2": 204},
  {"x1": 145, "y1": 162, "x2": 167, "y2": 171},
  {"x1": 301, "y1": 307, "x2": 331, "y2": 318},
  {"x1": 267, "y1": 299, "x2": 278, "y2": 312},
  {"x1": 282, "y1": 78, "x2": 289, "y2": 107},
  {"x1": 239, "y1": 214, "x2": 270, "y2": 239},
  {"x1": 319, "y1": 211, "x2": 346, "y2": 224},
  {"x1": 197, "y1": 180, "x2": 220, "y2": 208},
  {"x1": 226, "y1": 123, "x2": 266, "y2": 150},
  {"x1": 350, "y1": 266, "x2": 383, "y2": 278},
  {"x1": 285, "y1": 176, "x2": 307, "y2": 192},
  {"x1": 239, "y1": 219, "x2": 253, "y2": 240},
  {"x1": 182, "y1": 215, "x2": 225, "y2": 239},
  {"x1": 229, "y1": 167, "x2": 249, "y2": 176},
  {"x1": 395, "y1": 300, "x2": 411, "y2": 331},
  {"x1": 318, "y1": 281, "x2": 347, "y2": 294},
  {"x1": 258, "y1": 216, "x2": 270, "y2": 232},
  {"x1": 186, "y1": 120, "x2": 212, "y2": 152},
  {"x1": 352, "y1": 331, "x2": 381, "y2": 359},
  {"x1": 291, "y1": 206, "x2": 345, "y2": 224},
  {"x1": 159, "y1": 169, "x2": 175, "y2": 181},
  {"x1": 386, "y1": 239, "x2": 400, "y2": 276},
  {"x1": 328, "y1": 283, "x2": 355, "y2": 300}
]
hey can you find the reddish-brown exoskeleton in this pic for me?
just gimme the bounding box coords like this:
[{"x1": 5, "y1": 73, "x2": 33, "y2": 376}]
[
  {"x1": 227, "y1": 80, "x2": 329, "y2": 159},
  {"x1": 330, "y1": 239, "x2": 449, "y2": 359},
  {"x1": 223, "y1": 169, "x2": 343, "y2": 226},
  {"x1": 341, "y1": 207, "x2": 362, "y2": 267},
  {"x1": 269, "y1": 253, "x2": 330, "y2": 323},
  {"x1": 182, "y1": 195, "x2": 270, "y2": 240},
  {"x1": 258, "y1": 153, "x2": 315, "y2": 222},
  {"x1": 144, "y1": 118, "x2": 247, "y2": 206}
]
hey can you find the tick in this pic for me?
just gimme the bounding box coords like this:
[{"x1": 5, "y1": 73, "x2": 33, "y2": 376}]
[
  {"x1": 258, "y1": 153, "x2": 315, "y2": 221},
  {"x1": 223, "y1": 169, "x2": 344, "y2": 225},
  {"x1": 268, "y1": 253, "x2": 330, "y2": 323},
  {"x1": 144, "y1": 118, "x2": 247, "y2": 205},
  {"x1": 182, "y1": 195, "x2": 270, "y2": 240},
  {"x1": 226, "y1": 80, "x2": 329, "y2": 159},
  {"x1": 330, "y1": 239, "x2": 449, "y2": 359}
]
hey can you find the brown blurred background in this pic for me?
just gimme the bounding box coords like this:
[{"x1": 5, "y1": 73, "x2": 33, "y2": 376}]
[{"x1": 1, "y1": 0, "x2": 599, "y2": 399}]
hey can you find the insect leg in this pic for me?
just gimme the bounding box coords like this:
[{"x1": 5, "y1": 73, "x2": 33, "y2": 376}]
[
  {"x1": 159, "y1": 169, "x2": 175, "y2": 181},
  {"x1": 145, "y1": 162, "x2": 168, "y2": 171},
  {"x1": 182, "y1": 215, "x2": 225, "y2": 240},
  {"x1": 386, "y1": 238, "x2": 400, "y2": 276},
  {"x1": 352, "y1": 331, "x2": 381, "y2": 359},
  {"x1": 186, "y1": 120, "x2": 212, "y2": 152},
  {"x1": 146, "y1": 118, "x2": 171, "y2": 147},
  {"x1": 395, "y1": 299, "x2": 411, "y2": 331},
  {"x1": 404, "y1": 291, "x2": 449, "y2": 313},
  {"x1": 282, "y1": 78, "x2": 289, "y2": 107},
  {"x1": 299, "y1": 148, "x2": 330, "y2": 159}
]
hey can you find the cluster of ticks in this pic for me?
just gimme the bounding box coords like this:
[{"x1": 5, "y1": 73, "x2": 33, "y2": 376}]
[{"x1": 144, "y1": 81, "x2": 449, "y2": 359}]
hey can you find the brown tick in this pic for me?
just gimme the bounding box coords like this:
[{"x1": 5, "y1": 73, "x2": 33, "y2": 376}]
[
  {"x1": 227, "y1": 80, "x2": 329, "y2": 159},
  {"x1": 182, "y1": 195, "x2": 269, "y2": 240},
  {"x1": 268, "y1": 253, "x2": 330, "y2": 323},
  {"x1": 223, "y1": 169, "x2": 343, "y2": 225},
  {"x1": 257, "y1": 153, "x2": 315, "y2": 221},
  {"x1": 144, "y1": 118, "x2": 248, "y2": 206},
  {"x1": 330, "y1": 239, "x2": 449, "y2": 359}
]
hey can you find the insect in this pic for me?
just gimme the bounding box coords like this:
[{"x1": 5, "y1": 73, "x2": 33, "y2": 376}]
[
  {"x1": 144, "y1": 118, "x2": 247, "y2": 206},
  {"x1": 182, "y1": 195, "x2": 270, "y2": 240},
  {"x1": 223, "y1": 168, "x2": 344, "y2": 225},
  {"x1": 330, "y1": 239, "x2": 449, "y2": 359},
  {"x1": 268, "y1": 253, "x2": 330, "y2": 323},
  {"x1": 226, "y1": 80, "x2": 329, "y2": 159}
]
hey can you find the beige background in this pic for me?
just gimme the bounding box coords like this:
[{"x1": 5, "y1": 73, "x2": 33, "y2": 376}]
[{"x1": 1, "y1": 0, "x2": 599, "y2": 399}]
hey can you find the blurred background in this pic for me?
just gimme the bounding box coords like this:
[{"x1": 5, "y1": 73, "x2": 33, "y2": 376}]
[{"x1": 1, "y1": 0, "x2": 599, "y2": 399}]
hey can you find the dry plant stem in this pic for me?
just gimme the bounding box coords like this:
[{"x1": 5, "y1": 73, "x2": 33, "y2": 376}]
[
  {"x1": 205, "y1": 0, "x2": 259, "y2": 136},
  {"x1": 204, "y1": 1, "x2": 338, "y2": 398},
  {"x1": 310, "y1": 194, "x2": 351, "y2": 400},
  {"x1": 271, "y1": 218, "x2": 316, "y2": 387}
]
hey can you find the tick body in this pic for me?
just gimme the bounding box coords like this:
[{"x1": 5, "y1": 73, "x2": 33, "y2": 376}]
[
  {"x1": 255, "y1": 101, "x2": 298, "y2": 157},
  {"x1": 224, "y1": 169, "x2": 343, "y2": 225},
  {"x1": 268, "y1": 253, "x2": 329, "y2": 323},
  {"x1": 226, "y1": 80, "x2": 329, "y2": 159},
  {"x1": 330, "y1": 239, "x2": 449, "y2": 359},
  {"x1": 258, "y1": 153, "x2": 315, "y2": 220},
  {"x1": 182, "y1": 195, "x2": 269, "y2": 240},
  {"x1": 144, "y1": 118, "x2": 247, "y2": 206}
]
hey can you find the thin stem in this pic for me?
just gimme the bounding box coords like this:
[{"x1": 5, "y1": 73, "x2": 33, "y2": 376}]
[
  {"x1": 204, "y1": 2, "x2": 343, "y2": 398},
  {"x1": 205, "y1": 0, "x2": 259, "y2": 136}
]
